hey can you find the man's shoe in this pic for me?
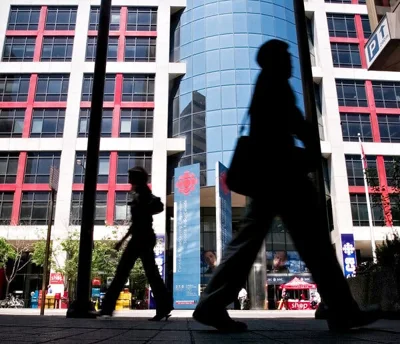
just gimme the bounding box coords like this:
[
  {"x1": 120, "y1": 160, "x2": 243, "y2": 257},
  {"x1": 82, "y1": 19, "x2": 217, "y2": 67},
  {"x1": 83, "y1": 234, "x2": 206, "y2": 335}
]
[
  {"x1": 327, "y1": 305, "x2": 381, "y2": 332},
  {"x1": 193, "y1": 308, "x2": 247, "y2": 333}
]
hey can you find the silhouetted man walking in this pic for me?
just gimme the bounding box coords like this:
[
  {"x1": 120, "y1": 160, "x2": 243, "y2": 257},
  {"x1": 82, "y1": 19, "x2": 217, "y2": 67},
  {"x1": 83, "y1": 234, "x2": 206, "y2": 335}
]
[{"x1": 193, "y1": 39, "x2": 379, "y2": 332}]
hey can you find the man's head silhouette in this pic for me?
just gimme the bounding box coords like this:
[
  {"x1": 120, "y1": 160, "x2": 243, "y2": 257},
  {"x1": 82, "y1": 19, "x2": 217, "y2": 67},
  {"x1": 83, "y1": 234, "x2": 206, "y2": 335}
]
[{"x1": 256, "y1": 39, "x2": 292, "y2": 79}]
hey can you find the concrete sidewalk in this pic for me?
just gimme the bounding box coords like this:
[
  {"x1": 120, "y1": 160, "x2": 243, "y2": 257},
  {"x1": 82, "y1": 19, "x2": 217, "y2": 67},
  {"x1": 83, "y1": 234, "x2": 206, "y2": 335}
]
[{"x1": 0, "y1": 310, "x2": 399, "y2": 343}]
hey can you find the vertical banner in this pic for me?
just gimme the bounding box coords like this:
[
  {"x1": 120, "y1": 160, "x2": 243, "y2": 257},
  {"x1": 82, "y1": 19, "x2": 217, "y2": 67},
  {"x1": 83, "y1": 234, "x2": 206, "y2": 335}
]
[
  {"x1": 215, "y1": 161, "x2": 233, "y2": 265},
  {"x1": 173, "y1": 164, "x2": 201, "y2": 309},
  {"x1": 341, "y1": 234, "x2": 357, "y2": 278},
  {"x1": 149, "y1": 234, "x2": 165, "y2": 309}
]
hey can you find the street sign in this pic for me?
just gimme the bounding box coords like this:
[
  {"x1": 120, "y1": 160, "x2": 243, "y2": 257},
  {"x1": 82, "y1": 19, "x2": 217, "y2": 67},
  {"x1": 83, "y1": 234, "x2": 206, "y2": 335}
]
[
  {"x1": 49, "y1": 166, "x2": 59, "y2": 191},
  {"x1": 365, "y1": 16, "x2": 390, "y2": 68}
]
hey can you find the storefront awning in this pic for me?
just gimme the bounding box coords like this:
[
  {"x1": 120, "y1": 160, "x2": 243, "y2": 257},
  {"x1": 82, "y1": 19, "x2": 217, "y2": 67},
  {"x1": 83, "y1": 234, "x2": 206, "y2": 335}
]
[{"x1": 279, "y1": 277, "x2": 316, "y2": 290}]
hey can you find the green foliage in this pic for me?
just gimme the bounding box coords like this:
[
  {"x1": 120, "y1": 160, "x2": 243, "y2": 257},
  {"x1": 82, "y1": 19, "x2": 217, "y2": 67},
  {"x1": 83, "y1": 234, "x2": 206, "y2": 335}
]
[
  {"x1": 0, "y1": 238, "x2": 16, "y2": 269},
  {"x1": 31, "y1": 240, "x2": 56, "y2": 268},
  {"x1": 28, "y1": 227, "x2": 148, "y2": 300},
  {"x1": 130, "y1": 259, "x2": 147, "y2": 299}
]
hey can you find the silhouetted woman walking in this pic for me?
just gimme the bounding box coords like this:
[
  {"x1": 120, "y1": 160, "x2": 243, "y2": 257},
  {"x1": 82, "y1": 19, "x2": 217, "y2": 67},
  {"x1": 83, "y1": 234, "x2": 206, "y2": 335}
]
[{"x1": 98, "y1": 167, "x2": 173, "y2": 321}]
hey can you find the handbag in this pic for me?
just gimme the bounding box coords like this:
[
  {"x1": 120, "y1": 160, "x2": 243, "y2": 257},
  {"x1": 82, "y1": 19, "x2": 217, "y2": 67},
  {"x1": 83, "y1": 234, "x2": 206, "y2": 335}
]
[
  {"x1": 226, "y1": 117, "x2": 257, "y2": 197},
  {"x1": 226, "y1": 115, "x2": 318, "y2": 197}
]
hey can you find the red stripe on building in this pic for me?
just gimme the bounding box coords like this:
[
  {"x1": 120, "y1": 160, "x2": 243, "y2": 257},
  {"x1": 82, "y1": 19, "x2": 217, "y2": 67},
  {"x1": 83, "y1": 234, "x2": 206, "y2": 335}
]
[
  {"x1": 33, "y1": 6, "x2": 47, "y2": 62},
  {"x1": 42, "y1": 31, "x2": 75, "y2": 37},
  {"x1": 22, "y1": 74, "x2": 38, "y2": 138},
  {"x1": 117, "y1": 7, "x2": 128, "y2": 62},
  {"x1": 354, "y1": 14, "x2": 367, "y2": 69},
  {"x1": 329, "y1": 37, "x2": 359, "y2": 44},
  {"x1": 72, "y1": 184, "x2": 110, "y2": 192},
  {"x1": 106, "y1": 152, "x2": 118, "y2": 224},
  {"x1": 11, "y1": 152, "x2": 27, "y2": 225},
  {"x1": 365, "y1": 81, "x2": 380, "y2": 142},
  {"x1": 112, "y1": 74, "x2": 123, "y2": 137}
]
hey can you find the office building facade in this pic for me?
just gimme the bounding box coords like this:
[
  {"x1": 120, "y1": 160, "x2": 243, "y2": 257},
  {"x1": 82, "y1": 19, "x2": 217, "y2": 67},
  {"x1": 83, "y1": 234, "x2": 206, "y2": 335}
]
[{"x1": 0, "y1": 0, "x2": 399, "y2": 307}]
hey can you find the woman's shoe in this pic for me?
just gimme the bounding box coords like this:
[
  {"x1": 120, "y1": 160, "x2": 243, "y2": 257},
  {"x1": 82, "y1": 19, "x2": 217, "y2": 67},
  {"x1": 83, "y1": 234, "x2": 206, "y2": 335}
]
[{"x1": 148, "y1": 313, "x2": 172, "y2": 321}]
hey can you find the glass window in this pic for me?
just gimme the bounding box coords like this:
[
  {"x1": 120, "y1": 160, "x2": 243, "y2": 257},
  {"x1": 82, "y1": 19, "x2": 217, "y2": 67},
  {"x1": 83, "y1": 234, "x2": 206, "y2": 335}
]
[
  {"x1": 122, "y1": 75, "x2": 155, "y2": 102},
  {"x1": 127, "y1": 7, "x2": 157, "y2": 31},
  {"x1": 2, "y1": 37, "x2": 35, "y2": 62},
  {"x1": 0, "y1": 109, "x2": 25, "y2": 137},
  {"x1": 331, "y1": 43, "x2": 361, "y2": 68},
  {"x1": 8, "y1": 6, "x2": 41, "y2": 30},
  {"x1": 70, "y1": 191, "x2": 107, "y2": 225},
  {"x1": 0, "y1": 153, "x2": 19, "y2": 183},
  {"x1": 0, "y1": 75, "x2": 30, "y2": 102},
  {"x1": 340, "y1": 113, "x2": 372, "y2": 142},
  {"x1": 85, "y1": 36, "x2": 118, "y2": 61},
  {"x1": 77, "y1": 108, "x2": 113, "y2": 137},
  {"x1": 336, "y1": 79, "x2": 368, "y2": 107},
  {"x1": 41, "y1": 37, "x2": 74, "y2": 61},
  {"x1": 372, "y1": 81, "x2": 400, "y2": 108},
  {"x1": 115, "y1": 192, "x2": 131, "y2": 224},
  {"x1": 20, "y1": 192, "x2": 54, "y2": 225},
  {"x1": 378, "y1": 115, "x2": 400, "y2": 143},
  {"x1": 45, "y1": 7, "x2": 77, "y2": 30},
  {"x1": 327, "y1": 14, "x2": 356, "y2": 38},
  {"x1": 30, "y1": 109, "x2": 64, "y2": 138},
  {"x1": 350, "y1": 194, "x2": 384, "y2": 226},
  {"x1": 81, "y1": 74, "x2": 115, "y2": 102},
  {"x1": 361, "y1": 15, "x2": 371, "y2": 38},
  {"x1": 125, "y1": 37, "x2": 156, "y2": 62},
  {"x1": 346, "y1": 155, "x2": 377, "y2": 187},
  {"x1": 120, "y1": 109, "x2": 153, "y2": 137},
  {"x1": 89, "y1": 7, "x2": 121, "y2": 31},
  {"x1": 0, "y1": 192, "x2": 13, "y2": 224},
  {"x1": 384, "y1": 157, "x2": 400, "y2": 188},
  {"x1": 24, "y1": 152, "x2": 60, "y2": 184},
  {"x1": 389, "y1": 194, "x2": 400, "y2": 226},
  {"x1": 116, "y1": 152, "x2": 152, "y2": 184},
  {"x1": 35, "y1": 75, "x2": 69, "y2": 101},
  {"x1": 73, "y1": 152, "x2": 109, "y2": 184}
]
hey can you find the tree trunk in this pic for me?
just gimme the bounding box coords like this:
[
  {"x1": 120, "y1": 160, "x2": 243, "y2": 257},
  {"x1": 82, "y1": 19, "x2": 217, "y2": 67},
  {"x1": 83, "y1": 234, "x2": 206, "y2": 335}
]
[{"x1": 5, "y1": 281, "x2": 10, "y2": 296}]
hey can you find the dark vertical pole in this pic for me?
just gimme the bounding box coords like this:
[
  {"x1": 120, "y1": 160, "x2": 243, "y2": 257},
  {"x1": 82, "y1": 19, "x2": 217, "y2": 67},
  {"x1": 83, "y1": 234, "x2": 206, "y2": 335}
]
[
  {"x1": 66, "y1": 0, "x2": 111, "y2": 318},
  {"x1": 40, "y1": 189, "x2": 55, "y2": 316},
  {"x1": 293, "y1": 0, "x2": 330, "y2": 231}
]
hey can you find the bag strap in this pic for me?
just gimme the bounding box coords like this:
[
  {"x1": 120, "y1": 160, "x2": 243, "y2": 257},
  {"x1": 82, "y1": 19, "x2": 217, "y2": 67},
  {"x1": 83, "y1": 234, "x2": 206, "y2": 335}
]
[{"x1": 239, "y1": 113, "x2": 250, "y2": 136}]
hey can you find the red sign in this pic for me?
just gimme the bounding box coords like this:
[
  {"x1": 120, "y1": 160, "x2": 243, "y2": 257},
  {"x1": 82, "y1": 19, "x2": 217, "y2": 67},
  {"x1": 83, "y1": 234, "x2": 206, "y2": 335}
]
[
  {"x1": 50, "y1": 273, "x2": 64, "y2": 285},
  {"x1": 176, "y1": 171, "x2": 198, "y2": 196}
]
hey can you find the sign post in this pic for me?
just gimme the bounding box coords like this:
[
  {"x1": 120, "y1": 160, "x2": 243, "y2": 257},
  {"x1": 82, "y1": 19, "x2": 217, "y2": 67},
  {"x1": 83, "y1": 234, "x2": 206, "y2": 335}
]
[
  {"x1": 341, "y1": 234, "x2": 357, "y2": 279},
  {"x1": 215, "y1": 162, "x2": 232, "y2": 265},
  {"x1": 40, "y1": 166, "x2": 59, "y2": 316},
  {"x1": 365, "y1": 16, "x2": 390, "y2": 69},
  {"x1": 173, "y1": 164, "x2": 201, "y2": 309}
]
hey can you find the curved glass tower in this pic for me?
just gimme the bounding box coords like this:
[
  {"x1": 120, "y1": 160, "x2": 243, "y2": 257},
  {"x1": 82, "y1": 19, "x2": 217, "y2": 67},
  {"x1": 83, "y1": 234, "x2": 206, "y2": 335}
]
[{"x1": 171, "y1": 0, "x2": 304, "y2": 186}]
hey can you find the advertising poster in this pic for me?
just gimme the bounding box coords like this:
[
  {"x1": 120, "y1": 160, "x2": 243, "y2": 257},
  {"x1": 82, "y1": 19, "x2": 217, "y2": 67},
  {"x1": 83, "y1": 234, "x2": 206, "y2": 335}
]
[
  {"x1": 266, "y1": 250, "x2": 312, "y2": 285},
  {"x1": 215, "y1": 161, "x2": 232, "y2": 265},
  {"x1": 341, "y1": 234, "x2": 357, "y2": 278},
  {"x1": 173, "y1": 164, "x2": 201, "y2": 309}
]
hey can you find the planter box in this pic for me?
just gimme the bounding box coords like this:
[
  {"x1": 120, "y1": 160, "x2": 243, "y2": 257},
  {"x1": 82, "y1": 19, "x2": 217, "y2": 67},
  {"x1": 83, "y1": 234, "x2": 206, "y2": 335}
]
[{"x1": 348, "y1": 268, "x2": 400, "y2": 316}]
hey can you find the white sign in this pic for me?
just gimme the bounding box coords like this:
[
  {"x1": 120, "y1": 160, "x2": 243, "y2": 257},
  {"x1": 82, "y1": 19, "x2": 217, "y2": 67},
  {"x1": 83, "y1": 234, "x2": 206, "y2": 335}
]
[{"x1": 365, "y1": 17, "x2": 390, "y2": 68}]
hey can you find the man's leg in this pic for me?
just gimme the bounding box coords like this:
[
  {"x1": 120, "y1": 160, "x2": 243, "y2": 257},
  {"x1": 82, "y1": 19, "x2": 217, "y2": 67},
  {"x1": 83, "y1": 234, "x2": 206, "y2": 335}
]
[
  {"x1": 194, "y1": 200, "x2": 274, "y2": 319},
  {"x1": 280, "y1": 177, "x2": 380, "y2": 330},
  {"x1": 101, "y1": 241, "x2": 138, "y2": 315}
]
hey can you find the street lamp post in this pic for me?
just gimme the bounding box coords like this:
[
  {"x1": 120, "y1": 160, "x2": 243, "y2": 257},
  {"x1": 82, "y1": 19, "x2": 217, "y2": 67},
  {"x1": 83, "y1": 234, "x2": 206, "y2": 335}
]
[
  {"x1": 293, "y1": 1, "x2": 330, "y2": 232},
  {"x1": 66, "y1": 0, "x2": 112, "y2": 318}
]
